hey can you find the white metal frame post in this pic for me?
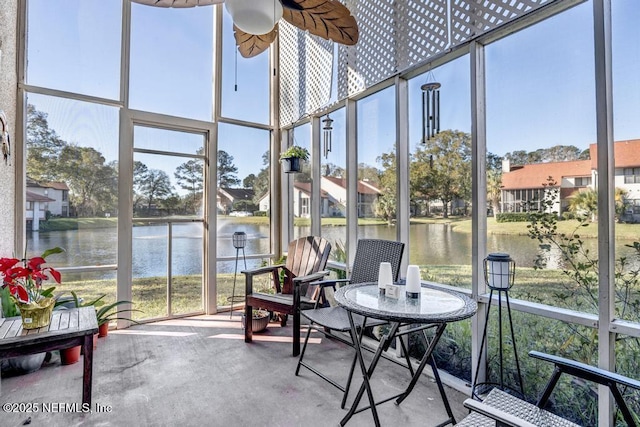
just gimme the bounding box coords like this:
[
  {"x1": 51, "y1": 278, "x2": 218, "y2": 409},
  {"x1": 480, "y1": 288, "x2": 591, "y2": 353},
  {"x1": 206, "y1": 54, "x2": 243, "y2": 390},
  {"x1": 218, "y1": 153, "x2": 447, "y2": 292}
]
[
  {"x1": 116, "y1": 0, "x2": 133, "y2": 327},
  {"x1": 311, "y1": 116, "x2": 322, "y2": 236},
  {"x1": 396, "y1": 76, "x2": 410, "y2": 276},
  {"x1": 470, "y1": 40, "x2": 488, "y2": 388},
  {"x1": 346, "y1": 99, "x2": 358, "y2": 271},
  {"x1": 593, "y1": 0, "x2": 615, "y2": 423}
]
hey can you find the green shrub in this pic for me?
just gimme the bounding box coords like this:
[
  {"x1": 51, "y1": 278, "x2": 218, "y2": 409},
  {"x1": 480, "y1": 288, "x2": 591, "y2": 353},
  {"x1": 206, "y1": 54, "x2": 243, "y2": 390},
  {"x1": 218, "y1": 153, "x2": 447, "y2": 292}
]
[
  {"x1": 253, "y1": 211, "x2": 267, "y2": 217},
  {"x1": 496, "y1": 212, "x2": 530, "y2": 223}
]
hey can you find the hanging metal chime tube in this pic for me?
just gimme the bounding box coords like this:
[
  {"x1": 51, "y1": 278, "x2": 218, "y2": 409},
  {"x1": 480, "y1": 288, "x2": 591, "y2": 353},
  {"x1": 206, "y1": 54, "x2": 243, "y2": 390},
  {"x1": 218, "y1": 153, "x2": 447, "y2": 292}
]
[
  {"x1": 421, "y1": 81, "x2": 441, "y2": 142},
  {"x1": 322, "y1": 115, "x2": 333, "y2": 159}
]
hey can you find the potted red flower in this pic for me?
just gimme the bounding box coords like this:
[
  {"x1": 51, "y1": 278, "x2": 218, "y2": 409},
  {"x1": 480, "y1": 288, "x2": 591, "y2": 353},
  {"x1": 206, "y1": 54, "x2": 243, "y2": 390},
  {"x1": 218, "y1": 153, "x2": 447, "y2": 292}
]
[{"x1": 0, "y1": 247, "x2": 64, "y2": 329}]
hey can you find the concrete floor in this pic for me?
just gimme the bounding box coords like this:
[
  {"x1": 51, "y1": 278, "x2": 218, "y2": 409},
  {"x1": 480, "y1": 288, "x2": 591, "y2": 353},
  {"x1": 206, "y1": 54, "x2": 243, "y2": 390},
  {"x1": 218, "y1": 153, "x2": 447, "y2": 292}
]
[{"x1": 0, "y1": 313, "x2": 470, "y2": 427}]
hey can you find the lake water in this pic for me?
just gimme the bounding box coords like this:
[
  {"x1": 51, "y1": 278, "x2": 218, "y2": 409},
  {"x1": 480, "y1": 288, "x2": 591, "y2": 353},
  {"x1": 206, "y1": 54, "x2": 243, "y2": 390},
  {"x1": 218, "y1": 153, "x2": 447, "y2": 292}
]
[{"x1": 27, "y1": 221, "x2": 639, "y2": 278}]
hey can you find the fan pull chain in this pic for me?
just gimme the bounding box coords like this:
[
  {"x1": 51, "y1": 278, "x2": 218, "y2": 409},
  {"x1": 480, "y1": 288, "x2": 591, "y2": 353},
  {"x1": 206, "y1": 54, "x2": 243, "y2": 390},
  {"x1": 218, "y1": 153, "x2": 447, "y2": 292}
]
[{"x1": 234, "y1": 48, "x2": 238, "y2": 92}]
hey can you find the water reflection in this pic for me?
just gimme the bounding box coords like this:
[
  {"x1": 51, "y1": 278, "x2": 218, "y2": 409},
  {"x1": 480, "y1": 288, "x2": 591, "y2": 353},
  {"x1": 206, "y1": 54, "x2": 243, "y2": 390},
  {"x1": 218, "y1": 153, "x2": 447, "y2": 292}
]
[{"x1": 27, "y1": 222, "x2": 638, "y2": 278}]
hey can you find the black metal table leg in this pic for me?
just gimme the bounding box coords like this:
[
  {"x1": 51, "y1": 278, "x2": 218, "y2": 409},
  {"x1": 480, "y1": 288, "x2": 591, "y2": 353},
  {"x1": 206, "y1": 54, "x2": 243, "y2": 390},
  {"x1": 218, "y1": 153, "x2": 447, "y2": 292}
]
[{"x1": 340, "y1": 314, "x2": 400, "y2": 427}]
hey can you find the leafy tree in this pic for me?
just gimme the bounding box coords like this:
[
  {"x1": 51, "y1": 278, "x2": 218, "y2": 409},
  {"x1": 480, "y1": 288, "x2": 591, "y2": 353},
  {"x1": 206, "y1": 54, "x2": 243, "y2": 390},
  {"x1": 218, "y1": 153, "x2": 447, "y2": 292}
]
[
  {"x1": 57, "y1": 145, "x2": 117, "y2": 216},
  {"x1": 410, "y1": 148, "x2": 435, "y2": 216},
  {"x1": 243, "y1": 174, "x2": 256, "y2": 189},
  {"x1": 26, "y1": 104, "x2": 67, "y2": 182},
  {"x1": 420, "y1": 130, "x2": 471, "y2": 218},
  {"x1": 217, "y1": 150, "x2": 240, "y2": 188},
  {"x1": 540, "y1": 145, "x2": 584, "y2": 162},
  {"x1": 487, "y1": 152, "x2": 503, "y2": 214},
  {"x1": 160, "y1": 193, "x2": 182, "y2": 215},
  {"x1": 322, "y1": 163, "x2": 345, "y2": 178},
  {"x1": 136, "y1": 169, "x2": 173, "y2": 213},
  {"x1": 174, "y1": 154, "x2": 203, "y2": 213},
  {"x1": 376, "y1": 150, "x2": 397, "y2": 223},
  {"x1": 505, "y1": 145, "x2": 587, "y2": 165},
  {"x1": 133, "y1": 161, "x2": 149, "y2": 212},
  {"x1": 252, "y1": 151, "x2": 270, "y2": 206},
  {"x1": 357, "y1": 163, "x2": 380, "y2": 185}
]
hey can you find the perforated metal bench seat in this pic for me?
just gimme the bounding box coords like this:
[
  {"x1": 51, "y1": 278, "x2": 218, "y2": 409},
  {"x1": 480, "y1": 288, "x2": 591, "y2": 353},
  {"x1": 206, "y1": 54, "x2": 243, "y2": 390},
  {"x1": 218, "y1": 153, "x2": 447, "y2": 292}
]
[{"x1": 458, "y1": 388, "x2": 580, "y2": 427}]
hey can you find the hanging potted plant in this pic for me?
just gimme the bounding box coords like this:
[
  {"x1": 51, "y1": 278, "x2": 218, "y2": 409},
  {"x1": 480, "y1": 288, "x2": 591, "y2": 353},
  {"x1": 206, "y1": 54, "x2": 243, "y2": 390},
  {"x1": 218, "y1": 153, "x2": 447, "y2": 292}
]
[{"x1": 280, "y1": 145, "x2": 310, "y2": 173}]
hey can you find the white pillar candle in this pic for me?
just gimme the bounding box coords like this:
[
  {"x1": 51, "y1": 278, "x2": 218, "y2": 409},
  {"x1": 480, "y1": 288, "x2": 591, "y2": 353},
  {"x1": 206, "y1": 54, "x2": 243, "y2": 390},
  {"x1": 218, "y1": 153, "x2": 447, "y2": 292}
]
[
  {"x1": 378, "y1": 262, "x2": 393, "y2": 295},
  {"x1": 405, "y1": 265, "x2": 421, "y2": 298}
]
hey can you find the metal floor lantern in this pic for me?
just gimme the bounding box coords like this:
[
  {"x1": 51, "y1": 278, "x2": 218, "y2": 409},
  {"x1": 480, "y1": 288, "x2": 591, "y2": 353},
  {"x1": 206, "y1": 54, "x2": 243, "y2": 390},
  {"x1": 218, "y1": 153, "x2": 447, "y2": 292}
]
[
  {"x1": 228, "y1": 231, "x2": 247, "y2": 318},
  {"x1": 472, "y1": 253, "x2": 525, "y2": 399}
]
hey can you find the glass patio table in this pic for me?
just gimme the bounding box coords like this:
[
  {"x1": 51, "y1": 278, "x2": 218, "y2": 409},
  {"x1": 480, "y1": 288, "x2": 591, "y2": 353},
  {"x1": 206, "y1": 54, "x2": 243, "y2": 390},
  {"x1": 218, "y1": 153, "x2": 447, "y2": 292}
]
[{"x1": 335, "y1": 282, "x2": 477, "y2": 427}]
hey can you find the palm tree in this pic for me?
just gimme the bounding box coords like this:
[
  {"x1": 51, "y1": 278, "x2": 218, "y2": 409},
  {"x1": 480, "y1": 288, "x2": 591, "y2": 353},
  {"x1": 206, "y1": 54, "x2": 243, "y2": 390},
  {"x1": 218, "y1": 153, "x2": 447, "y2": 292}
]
[{"x1": 569, "y1": 187, "x2": 628, "y2": 221}]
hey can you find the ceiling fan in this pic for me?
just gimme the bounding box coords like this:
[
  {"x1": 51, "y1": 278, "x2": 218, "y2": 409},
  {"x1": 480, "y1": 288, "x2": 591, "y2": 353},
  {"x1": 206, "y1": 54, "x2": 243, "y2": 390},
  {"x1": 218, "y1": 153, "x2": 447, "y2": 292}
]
[{"x1": 131, "y1": 0, "x2": 359, "y2": 58}]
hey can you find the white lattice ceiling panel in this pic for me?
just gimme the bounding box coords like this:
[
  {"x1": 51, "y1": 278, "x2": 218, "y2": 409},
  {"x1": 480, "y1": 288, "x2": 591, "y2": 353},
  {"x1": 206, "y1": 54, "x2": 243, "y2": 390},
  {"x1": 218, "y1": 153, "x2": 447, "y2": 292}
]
[
  {"x1": 338, "y1": 0, "x2": 396, "y2": 99},
  {"x1": 451, "y1": 0, "x2": 551, "y2": 44},
  {"x1": 282, "y1": 0, "x2": 560, "y2": 121},
  {"x1": 279, "y1": 21, "x2": 334, "y2": 126},
  {"x1": 397, "y1": 0, "x2": 449, "y2": 71}
]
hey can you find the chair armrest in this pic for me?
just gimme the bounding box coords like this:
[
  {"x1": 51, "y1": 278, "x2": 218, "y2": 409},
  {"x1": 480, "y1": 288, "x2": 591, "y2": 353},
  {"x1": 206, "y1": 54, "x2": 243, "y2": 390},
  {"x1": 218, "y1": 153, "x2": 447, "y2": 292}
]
[
  {"x1": 463, "y1": 399, "x2": 538, "y2": 427},
  {"x1": 241, "y1": 264, "x2": 285, "y2": 277},
  {"x1": 309, "y1": 278, "x2": 351, "y2": 288},
  {"x1": 292, "y1": 270, "x2": 331, "y2": 285},
  {"x1": 529, "y1": 351, "x2": 640, "y2": 391}
]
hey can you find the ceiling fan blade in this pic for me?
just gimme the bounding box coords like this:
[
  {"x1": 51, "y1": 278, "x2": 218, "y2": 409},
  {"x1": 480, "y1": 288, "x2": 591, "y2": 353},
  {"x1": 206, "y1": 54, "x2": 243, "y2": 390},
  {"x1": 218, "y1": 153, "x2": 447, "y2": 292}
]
[
  {"x1": 234, "y1": 24, "x2": 277, "y2": 58},
  {"x1": 130, "y1": 0, "x2": 224, "y2": 7},
  {"x1": 281, "y1": 0, "x2": 358, "y2": 46}
]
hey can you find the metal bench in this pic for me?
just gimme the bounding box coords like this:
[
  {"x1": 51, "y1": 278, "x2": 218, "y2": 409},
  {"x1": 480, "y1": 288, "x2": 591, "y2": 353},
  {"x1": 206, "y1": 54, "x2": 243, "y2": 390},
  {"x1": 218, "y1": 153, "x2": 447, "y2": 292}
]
[{"x1": 459, "y1": 350, "x2": 640, "y2": 426}]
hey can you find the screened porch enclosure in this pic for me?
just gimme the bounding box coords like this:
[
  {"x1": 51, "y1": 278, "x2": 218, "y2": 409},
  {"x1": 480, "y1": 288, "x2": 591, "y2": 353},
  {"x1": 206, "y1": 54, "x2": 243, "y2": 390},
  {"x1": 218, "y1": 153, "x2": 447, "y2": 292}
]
[{"x1": 1, "y1": 0, "x2": 640, "y2": 425}]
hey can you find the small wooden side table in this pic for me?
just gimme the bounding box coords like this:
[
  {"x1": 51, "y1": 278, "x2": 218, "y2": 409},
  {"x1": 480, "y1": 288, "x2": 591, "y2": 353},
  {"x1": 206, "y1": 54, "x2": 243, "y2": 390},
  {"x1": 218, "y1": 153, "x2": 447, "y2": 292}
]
[{"x1": 0, "y1": 306, "x2": 98, "y2": 405}]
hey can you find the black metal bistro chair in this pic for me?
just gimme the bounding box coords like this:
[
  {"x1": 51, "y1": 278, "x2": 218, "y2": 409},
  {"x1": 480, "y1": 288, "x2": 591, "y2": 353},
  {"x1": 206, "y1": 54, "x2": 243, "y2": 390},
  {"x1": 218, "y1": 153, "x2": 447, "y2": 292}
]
[{"x1": 295, "y1": 239, "x2": 405, "y2": 408}]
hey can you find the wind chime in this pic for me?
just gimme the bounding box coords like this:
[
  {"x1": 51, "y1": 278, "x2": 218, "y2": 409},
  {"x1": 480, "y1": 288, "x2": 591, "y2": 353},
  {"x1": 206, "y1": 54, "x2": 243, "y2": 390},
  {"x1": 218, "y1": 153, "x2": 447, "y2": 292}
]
[
  {"x1": 322, "y1": 114, "x2": 333, "y2": 159},
  {"x1": 421, "y1": 71, "x2": 441, "y2": 143}
]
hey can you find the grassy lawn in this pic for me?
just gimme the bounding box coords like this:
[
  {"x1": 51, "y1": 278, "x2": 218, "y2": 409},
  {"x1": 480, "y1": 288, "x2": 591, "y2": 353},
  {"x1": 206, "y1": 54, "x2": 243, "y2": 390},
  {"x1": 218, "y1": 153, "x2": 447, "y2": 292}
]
[
  {"x1": 40, "y1": 217, "x2": 118, "y2": 231},
  {"x1": 61, "y1": 272, "x2": 278, "y2": 320},
  {"x1": 59, "y1": 264, "x2": 605, "y2": 320},
  {"x1": 452, "y1": 217, "x2": 640, "y2": 240}
]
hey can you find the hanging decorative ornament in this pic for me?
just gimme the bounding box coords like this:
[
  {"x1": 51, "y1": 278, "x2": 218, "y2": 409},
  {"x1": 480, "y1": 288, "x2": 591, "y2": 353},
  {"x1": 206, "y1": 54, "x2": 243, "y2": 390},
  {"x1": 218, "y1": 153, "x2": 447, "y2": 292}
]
[
  {"x1": 131, "y1": 0, "x2": 359, "y2": 59},
  {"x1": 225, "y1": 0, "x2": 283, "y2": 36},
  {"x1": 421, "y1": 71, "x2": 441, "y2": 143},
  {"x1": 322, "y1": 114, "x2": 333, "y2": 159},
  {"x1": 0, "y1": 110, "x2": 10, "y2": 166},
  {"x1": 288, "y1": 123, "x2": 295, "y2": 147}
]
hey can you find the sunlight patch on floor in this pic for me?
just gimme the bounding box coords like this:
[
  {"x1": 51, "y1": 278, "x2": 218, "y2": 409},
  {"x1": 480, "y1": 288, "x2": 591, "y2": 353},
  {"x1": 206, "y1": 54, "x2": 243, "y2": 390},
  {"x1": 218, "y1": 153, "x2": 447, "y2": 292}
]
[
  {"x1": 109, "y1": 330, "x2": 198, "y2": 337},
  {"x1": 208, "y1": 334, "x2": 322, "y2": 344}
]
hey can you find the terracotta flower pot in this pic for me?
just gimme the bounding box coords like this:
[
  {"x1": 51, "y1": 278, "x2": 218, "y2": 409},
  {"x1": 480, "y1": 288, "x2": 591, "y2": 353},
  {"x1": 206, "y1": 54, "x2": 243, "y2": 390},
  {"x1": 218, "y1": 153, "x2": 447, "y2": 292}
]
[
  {"x1": 98, "y1": 323, "x2": 109, "y2": 337},
  {"x1": 60, "y1": 346, "x2": 81, "y2": 365}
]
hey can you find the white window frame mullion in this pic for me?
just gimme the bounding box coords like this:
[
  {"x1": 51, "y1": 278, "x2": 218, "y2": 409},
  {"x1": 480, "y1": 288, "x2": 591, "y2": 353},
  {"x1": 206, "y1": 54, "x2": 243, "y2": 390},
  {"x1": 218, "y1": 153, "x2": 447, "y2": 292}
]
[
  {"x1": 311, "y1": 116, "x2": 322, "y2": 236},
  {"x1": 395, "y1": 76, "x2": 410, "y2": 276},
  {"x1": 470, "y1": 40, "x2": 488, "y2": 388},
  {"x1": 346, "y1": 99, "x2": 358, "y2": 270},
  {"x1": 116, "y1": 0, "x2": 133, "y2": 328},
  {"x1": 593, "y1": 0, "x2": 615, "y2": 424}
]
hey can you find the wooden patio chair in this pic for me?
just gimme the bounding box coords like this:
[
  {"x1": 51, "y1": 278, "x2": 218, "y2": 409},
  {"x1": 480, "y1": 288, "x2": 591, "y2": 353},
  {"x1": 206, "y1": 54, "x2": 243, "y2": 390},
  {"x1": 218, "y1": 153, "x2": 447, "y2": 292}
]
[
  {"x1": 243, "y1": 236, "x2": 331, "y2": 357},
  {"x1": 295, "y1": 238, "x2": 405, "y2": 408}
]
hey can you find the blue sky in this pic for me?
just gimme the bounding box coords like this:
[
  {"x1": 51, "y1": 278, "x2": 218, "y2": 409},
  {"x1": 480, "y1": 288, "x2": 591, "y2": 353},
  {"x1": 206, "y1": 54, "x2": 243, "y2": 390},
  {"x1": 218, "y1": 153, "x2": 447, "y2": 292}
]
[{"x1": 24, "y1": 0, "x2": 640, "y2": 183}]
